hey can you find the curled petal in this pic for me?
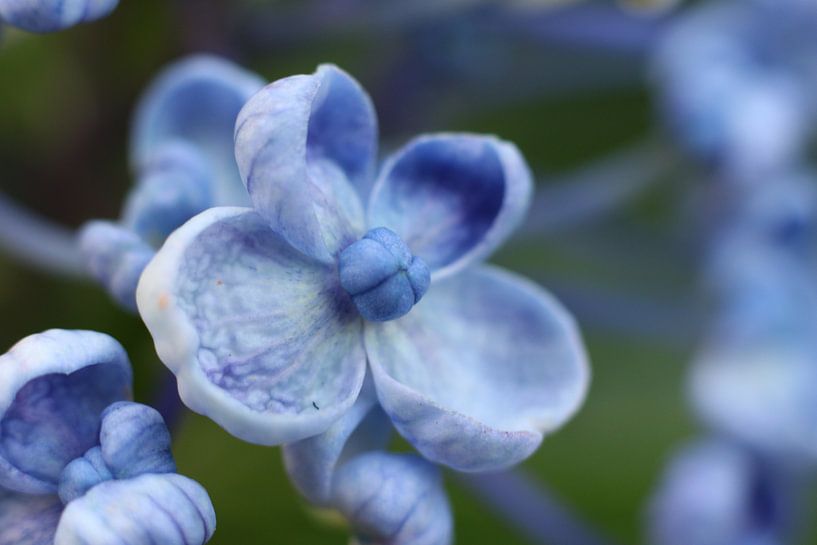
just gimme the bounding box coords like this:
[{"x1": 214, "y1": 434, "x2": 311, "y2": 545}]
[
  {"x1": 79, "y1": 221, "x2": 155, "y2": 312},
  {"x1": 99, "y1": 402, "x2": 175, "y2": 479},
  {"x1": 0, "y1": 0, "x2": 117, "y2": 32},
  {"x1": 282, "y1": 375, "x2": 391, "y2": 505},
  {"x1": 58, "y1": 447, "x2": 112, "y2": 504},
  {"x1": 137, "y1": 207, "x2": 367, "y2": 445},
  {"x1": 367, "y1": 134, "x2": 532, "y2": 280},
  {"x1": 0, "y1": 489, "x2": 62, "y2": 545},
  {"x1": 0, "y1": 330, "x2": 132, "y2": 494},
  {"x1": 131, "y1": 55, "x2": 264, "y2": 206},
  {"x1": 55, "y1": 473, "x2": 216, "y2": 545},
  {"x1": 234, "y1": 64, "x2": 374, "y2": 262},
  {"x1": 332, "y1": 453, "x2": 452, "y2": 545},
  {"x1": 366, "y1": 266, "x2": 589, "y2": 472}
]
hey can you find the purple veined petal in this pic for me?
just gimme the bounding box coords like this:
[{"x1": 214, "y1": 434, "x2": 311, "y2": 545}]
[
  {"x1": 367, "y1": 134, "x2": 532, "y2": 281},
  {"x1": 136, "y1": 207, "x2": 367, "y2": 445},
  {"x1": 366, "y1": 265, "x2": 589, "y2": 472},
  {"x1": 332, "y1": 452, "x2": 453, "y2": 545},
  {"x1": 98, "y1": 402, "x2": 176, "y2": 480},
  {"x1": 131, "y1": 55, "x2": 265, "y2": 207},
  {"x1": 234, "y1": 64, "x2": 375, "y2": 262},
  {"x1": 0, "y1": 330, "x2": 132, "y2": 495},
  {"x1": 54, "y1": 473, "x2": 216, "y2": 545},
  {"x1": 0, "y1": 0, "x2": 117, "y2": 33},
  {"x1": 0, "y1": 488, "x2": 63, "y2": 545},
  {"x1": 79, "y1": 221, "x2": 155, "y2": 312},
  {"x1": 282, "y1": 374, "x2": 391, "y2": 506}
]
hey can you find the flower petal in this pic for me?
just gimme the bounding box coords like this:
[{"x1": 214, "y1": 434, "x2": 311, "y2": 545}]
[
  {"x1": 332, "y1": 453, "x2": 453, "y2": 545},
  {"x1": 137, "y1": 207, "x2": 367, "y2": 445},
  {"x1": 98, "y1": 402, "x2": 175, "y2": 480},
  {"x1": 366, "y1": 266, "x2": 589, "y2": 472},
  {"x1": 234, "y1": 64, "x2": 375, "y2": 262},
  {"x1": 0, "y1": 0, "x2": 117, "y2": 32},
  {"x1": 367, "y1": 134, "x2": 532, "y2": 280},
  {"x1": 54, "y1": 473, "x2": 215, "y2": 545},
  {"x1": 0, "y1": 330, "x2": 132, "y2": 494},
  {"x1": 131, "y1": 55, "x2": 264, "y2": 206},
  {"x1": 282, "y1": 375, "x2": 391, "y2": 506},
  {"x1": 0, "y1": 489, "x2": 62, "y2": 545}
]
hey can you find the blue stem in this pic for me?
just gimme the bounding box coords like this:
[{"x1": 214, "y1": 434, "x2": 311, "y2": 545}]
[{"x1": 0, "y1": 191, "x2": 85, "y2": 277}]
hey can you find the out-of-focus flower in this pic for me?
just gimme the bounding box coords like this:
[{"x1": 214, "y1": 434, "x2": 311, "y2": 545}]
[
  {"x1": 0, "y1": 329, "x2": 216, "y2": 545},
  {"x1": 0, "y1": 0, "x2": 117, "y2": 33},
  {"x1": 137, "y1": 64, "x2": 589, "y2": 475},
  {"x1": 80, "y1": 55, "x2": 264, "y2": 311}
]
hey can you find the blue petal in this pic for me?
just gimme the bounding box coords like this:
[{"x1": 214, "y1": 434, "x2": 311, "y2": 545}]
[
  {"x1": 332, "y1": 453, "x2": 452, "y2": 545},
  {"x1": 366, "y1": 266, "x2": 589, "y2": 472},
  {"x1": 122, "y1": 141, "x2": 214, "y2": 248},
  {"x1": 0, "y1": 330, "x2": 132, "y2": 494},
  {"x1": 282, "y1": 375, "x2": 391, "y2": 506},
  {"x1": 0, "y1": 489, "x2": 62, "y2": 545},
  {"x1": 131, "y1": 55, "x2": 264, "y2": 206},
  {"x1": 0, "y1": 0, "x2": 117, "y2": 32},
  {"x1": 58, "y1": 447, "x2": 113, "y2": 504},
  {"x1": 136, "y1": 207, "x2": 367, "y2": 445},
  {"x1": 234, "y1": 64, "x2": 374, "y2": 262},
  {"x1": 98, "y1": 402, "x2": 176, "y2": 479},
  {"x1": 367, "y1": 134, "x2": 532, "y2": 280},
  {"x1": 79, "y1": 221, "x2": 155, "y2": 312},
  {"x1": 55, "y1": 473, "x2": 216, "y2": 545}
]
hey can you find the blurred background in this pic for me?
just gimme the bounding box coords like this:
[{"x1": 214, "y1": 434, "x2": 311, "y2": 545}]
[{"x1": 3, "y1": 0, "x2": 813, "y2": 543}]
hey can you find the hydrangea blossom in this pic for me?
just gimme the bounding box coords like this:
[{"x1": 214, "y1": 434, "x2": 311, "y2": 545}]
[
  {"x1": 136, "y1": 64, "x2": 589, "y2": 477},
  {"x1": 0, "y1": 0, "x2": 118, "y2": 32},
  {"x1": 80, "y1": 55, "x2": 264, "y2": 311},
  {"x1": 0, "y1": 329, "x2": 216, "y2": 545}
]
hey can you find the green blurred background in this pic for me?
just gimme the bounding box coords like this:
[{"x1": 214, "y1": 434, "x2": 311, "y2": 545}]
[{"x1": 0, "y1": 1, "x2": 703, "y2": 543}]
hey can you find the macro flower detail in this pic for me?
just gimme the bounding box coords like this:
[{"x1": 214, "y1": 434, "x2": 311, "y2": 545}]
[
  {"x1": 0, "y1": 329, "x2": 216, "y2": 545},
  {"x1": 137, "y1": 64, "x2": 589, "y2": 473},
  {"x1": 80, "y1": 55, "x2": 264, "y2": 311},
  {"x1": 0, "y1": 0, "x2": 118, "y2": 32}
]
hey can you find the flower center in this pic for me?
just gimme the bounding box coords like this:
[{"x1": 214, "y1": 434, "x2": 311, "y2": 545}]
[{"x1": 338, "y1": 227, "x2": 430, "y2": 322}]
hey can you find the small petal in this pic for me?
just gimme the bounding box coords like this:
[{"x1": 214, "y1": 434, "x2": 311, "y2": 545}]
[
  {"x1": 58, "y1": 447, "x2": 112, "y2": 504},
  {"x1": 0, "y1": 330, "x2": 132, "y2": 494},
  {"x1": 282, "y1": 375, "x2": 391, "y2": 505},
  {"x1": 79, "y1": 221, "x2": 155, "y2": 312},
  {"x1": 0, "y1": 0, "x2": 117, "y2": 32},
  {"x1": 332, "y1": 453, "x2": 453, "y2": 545},
  {"x1": 366, "y1": 266, "x2": 589, "y2": 472},
  {"x1": 131, "y1": 55, "x2": 264, "y2": 206},
  {"x1": 0, "y1": 489, "x2": 62, "y2": 545},
  {"x1": 55, "y1": 473, "x2": 216, "y2": 545},
  {"x1": 234, "y1": 64, "x2": 374, "y2": 262},
  {"x1": 137, "y1": 207, "x2": 367, "y2": 445},
  {"x1": 99, "y1": 402, "x2": 176, "y2": 479},
  {"x1": 368, "y1": 134, "x2": 532, "y2": 280}
]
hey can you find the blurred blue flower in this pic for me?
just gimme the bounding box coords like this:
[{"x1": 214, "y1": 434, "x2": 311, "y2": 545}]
[
  {"x1": 0, "y1": 329, "x2": 216, "y2": 545},
  {"x1": 80, "y1": 55, "x2": 264, "y2": 311},
  {"x1": 0, "y1": 0, "x2": 117, "y2": 32},
  {"x1": 137, "y1": 64, "x2": 590, "y2": 473}
]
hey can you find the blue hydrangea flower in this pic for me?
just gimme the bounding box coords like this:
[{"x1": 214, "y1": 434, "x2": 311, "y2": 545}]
[
  {"x1": 80, "y1": 55, "x2": 264, "y2": 311},
  {"x1": 0, "y1": 0, "x2": 117, "y2": 32},
  {"x1": 0, "y1": 329, "x2": 216, "y2": 545},
  {"x1": 137, "y1": 64, "x2": 589, "y2": 473}
]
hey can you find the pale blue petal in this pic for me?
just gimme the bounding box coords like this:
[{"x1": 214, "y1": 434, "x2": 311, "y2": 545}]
[
  {"x1": 136, "y1": 207, "x2": 367, "y2": 445},
  {"x1": 98, "y1": 401, "x2": 175, "y2": 479},
  {"x1": 332, "y1": 453, "x2": 452, "y2": 545},
  {"x1": 282, "y1": 375, "x2": 391, "y2": 506},
  {"x1": 54, "y1": 473, "x2": 216, "y2": 545},
  {"x1": 366, "y1": 266, "x2": 589, "y2": 472},
  {"x1": 122, "y1": 141, "x2": 214, "y2": 248},
  {"x1": 0, "y1": 330, "x2": 132, "y2": 494},
  {"x1": 0, "y1": 0, "x2": 117, "y2": 32},
  {"x1": 0, "y1": 489, "x2": 62, "y2": 545},
  {"x1": 58, "y1": 447, "x2": 112, "y2": 504},
  {"x1": 234, "y1": 64, "x2": 373, "y2": 262},
  {"x1": 79, "y1": 221, "x2": 155, "y2": 312},
  {"x1": 367, "y1": 134, "x2": 532, "y2": 280},
  {"x1": 131, "y1": 55, "x2": 264, "y2": 206}
]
